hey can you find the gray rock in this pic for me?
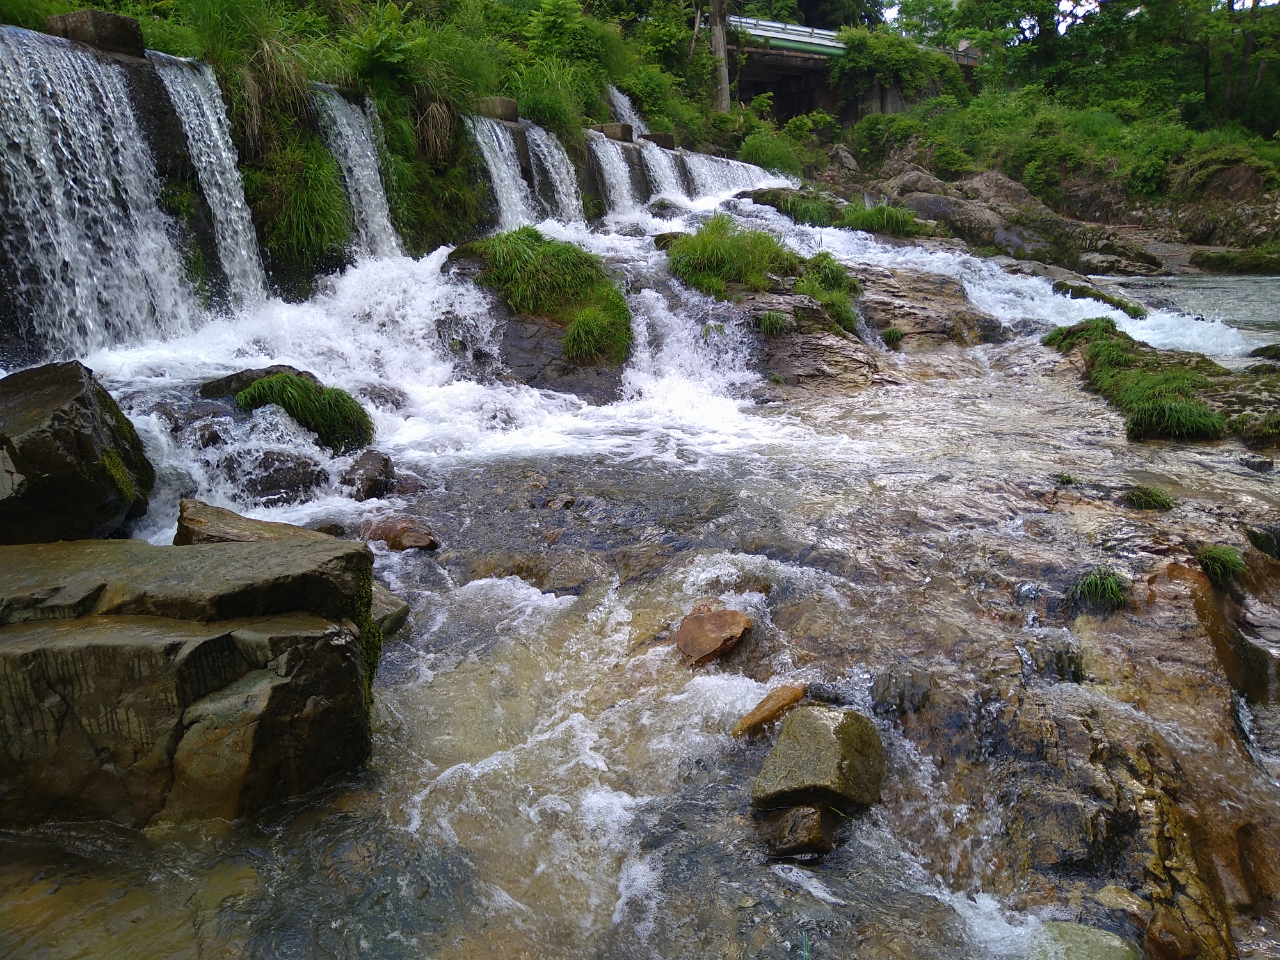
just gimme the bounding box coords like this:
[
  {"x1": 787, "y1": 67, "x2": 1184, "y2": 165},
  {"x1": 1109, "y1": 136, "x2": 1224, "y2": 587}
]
[
  {"x1": 760, "y1": 805, "x2": 835, "y2": 858},
  {"x1": 0, "y1": 612, "x2": 368, "y2": 827},
  {"x1": 372, "y1": 583, "x2": 410, "y2": 639},
  {"x1": 899, "y1": 192, "x2": 1005, "y2": 246},
  {"x1": 751, "y1": 706, "x2": 886, "y2": 810},
  {"x1": 0, "y1": 361, "x2": 155, "y2": 544},
  {"x1": 881, "y1": 169, "x2": 952, "y2": 200},
  {"x1": 340, "y1": 450, "x2": 394, "y2": 501},
  {"x1": 1077, "y1": 252, "x2": 1160, "y2": 276},
  {"x1": 475, "y1": 96, "x2": 518, "y2": 123},
  {"x1": 1240, "y1": 453, "x2": 1274, "y2": 473},
  {"x1": 831, "y1": 143, "x2": 859, "y2": 175},
  {"x1": 1246, "y1": 524, "x2": 1280, "y2": 561},
  {"x1": 1032, "y1": 922, "x2": 1140, "y2": 960},
  {"x1": 228, "y1": 450, "x2": 327, "y2": 506}
]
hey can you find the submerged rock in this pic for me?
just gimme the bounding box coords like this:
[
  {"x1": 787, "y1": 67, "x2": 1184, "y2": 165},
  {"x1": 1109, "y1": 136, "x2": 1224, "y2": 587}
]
[
  {"x1": 759, "y1": 805, "x2": 835, "y2": 858},
  {"x1": 855, "y1": 266, "x2": 1006, "y2": 349},
  {"x1": 733, "y1": 683, "x2": 807, "y2": 737},
  {"x1": 228, "y1": 450, "x2": 327, "y2": 506},
  {"x1": 675, "y1": 602, "x2": 751, "y2": 666},
  {"x1": 0, "y1": 360, "x2": 155, "y2": 544},
  {"x1": 199, "y1": 365, "x2": 320, "y2": 400},
  {"x1": 751, "y1": 706, "x2": 886, "y2": 810},
  {"x1": 1033, "y1": 922, "x2": 1140, "y2": 960}
]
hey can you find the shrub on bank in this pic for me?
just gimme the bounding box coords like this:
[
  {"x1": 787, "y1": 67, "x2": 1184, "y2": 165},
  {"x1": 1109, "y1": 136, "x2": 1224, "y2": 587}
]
[
  {"x1": 463, "y1": 226, "x2": 632, "y2": 364},
  {"x1": 666, "y1": 214, "x2": 800, "y2": 298}
]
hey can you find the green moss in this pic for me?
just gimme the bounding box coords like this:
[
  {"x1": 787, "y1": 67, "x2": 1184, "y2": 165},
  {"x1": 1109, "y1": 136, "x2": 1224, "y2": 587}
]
[
  {"x1": 1196, "y1": 545, "x2": 1245, "y2": 590},
  {"x1": 665, "y1": 214, "x2": 801, "y2": 300},
  {"x1": 759, "y1": 310, "x2": 788, "y2": 335},
  {"x1": 882, "y1": 327, "x2": 904, "y2": 347},
  {"x1": 1191, "y1": 248, "x2": 1280, "y2": 275},
  {"x1": 463, "y1": 227, "x2": 631, "y2": 364},
  {"x1": 352, "y1": 566, "x2": 383, "y2": 708},
  {"x1": 1069, "y1": 565, "x2": 1126, "y2": 614},
  {"x1": 100, "y1": 449, "x2": 137, "y2": 505},
  {"x1": 236, "y1": 373, "x2": 374, "y2": 454},
  {"x1": 1051, "y1": 280, "x2": 1149, "y2": 319},
  {"x1": 1124, "y1": 485, "x2": 1175, "y2": 510},
  {"x1": 1055, "y1": 472, "x2": 1079, "y2": 485},
  {"x1": 1042, "y1": 316, "x2": 1121, "y2": 352}
]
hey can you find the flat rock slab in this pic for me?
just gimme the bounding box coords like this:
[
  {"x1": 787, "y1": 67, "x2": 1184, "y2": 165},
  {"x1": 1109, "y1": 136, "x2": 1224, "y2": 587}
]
[
  {"x1": 0, "y1": 612, "x2": 367, "y2": 827},
  {"x1": 0, "y1": 537, "x2": 371, "y2": 626},
  {"x1": 751, "y1": 705, "x2": 886, "y2": 810},
  {"x1": 676, "y1": 607, "x2": 751, "y2": 666},
  {"x1": 733, "y1": 684, "x2": 807, "y2": 737}
]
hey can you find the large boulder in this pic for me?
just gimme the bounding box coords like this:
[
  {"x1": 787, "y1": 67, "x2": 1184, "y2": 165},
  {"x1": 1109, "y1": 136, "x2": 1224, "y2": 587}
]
[
  {"x1": 854, "y1": 266, "x2": 1006, "y2": 349},
  {"x1": 899, "y1": 192, "x2": 1006, "y2": 246},
  {"x1": 0, "y1": 612, "x2": 367, "y2": 827},
  {"x1": 751, "y1": 706, "x2": 886, "y2": 810},
  {"x1": 0, "y1": 361, "x2": 155, "y2": 544}
]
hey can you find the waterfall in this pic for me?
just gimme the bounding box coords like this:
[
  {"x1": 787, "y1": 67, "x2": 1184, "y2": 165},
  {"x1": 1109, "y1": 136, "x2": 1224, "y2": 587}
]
[
  {"x1": 681, "y1": 151, "x2": 775, "y2": 198},
  {"x1": 467, "y1": 115, "x2": 536, "y2": 230},
  {"x1": 314, "y1": 86, "x2": 403, "y2": 259},
  {"x1": 638, "y1": 140, "x2": 687, "y2": 200},
  {"x1": 0, "y1": 26, "x2": 193, "y2": 359},
  {"x1": 587, "y1": 130, "x2": 640, "y2": 214},
  {"x1": 607, "y1": 86, "x2": 649, "y2": 136},
  {"x1": 526, "y1": 124, "x2": 584, "y2": 222},
  {"x1": 148, "y1": 52, "x2": 267, "y2": 305}
]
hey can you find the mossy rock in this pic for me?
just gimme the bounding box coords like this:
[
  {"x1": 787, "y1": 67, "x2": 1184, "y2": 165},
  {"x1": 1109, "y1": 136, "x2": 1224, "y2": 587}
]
[{"x1": 751, "y1": 705, "x2": 886, "y2": 810}]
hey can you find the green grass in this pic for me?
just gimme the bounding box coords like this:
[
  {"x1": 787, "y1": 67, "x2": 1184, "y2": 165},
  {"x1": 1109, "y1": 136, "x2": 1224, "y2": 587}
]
[
  {"x1": 1068, "y1": 565, "x2": 1126, "y2": 614},
  {"x1": 1056, "y1": 472, "x2": 1079, "y2": 485},
  {"x1": 1231, "y1": 411, "x2": 1280, "y2": 447},
  {"x1": 236, "y1": 372, "x2": 373, "y2": 453},
  {"x1": 1051, "y1": 281, "x2": 1148, "y2": 320},
  {"x1": 1124, "y1": 485, "x2": 1175, "y2": 510},
  {"x1": 1190, "y1": 248, "x2": 1280, "y2": 276},
  {"x1": 883, "y1": 327, "x2": 904, "y2": 347},
  {"x1": 759, "y1": 310, "x2": 788, "y2": 335},
  {"x1": 750, "y1": 189, "x2": 838, "y2": 227},
  {"x1": 1196, "y1": 545, "x2": 1245, "y2": 589},
  {"x1": 1044, "y1": 318, "x2": 1227, "y2": 442},
  {"x1": 838, "y1": 204, "x2": 926, "y2": 238},
  {"x1": 665, "y1": 214, "x2": 801, "y2": 299},
  {"x1": 463, "y1": 227, "x2": 631, "y2": 363},
  {"x1": 737, "y1": 130, "x2": 808, "y2": 177}
]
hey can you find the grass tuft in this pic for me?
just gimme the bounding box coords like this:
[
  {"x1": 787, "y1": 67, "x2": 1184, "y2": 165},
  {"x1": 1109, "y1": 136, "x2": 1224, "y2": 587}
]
[
  {"x1": 759, "y1": 311, "x2": 788, "y2": 335},
  {"x1": 666, "y1": 214, "x2": 800, "y2": 299},
  {"x1": 883, "y1": 327, "x2": 904, "y2": 347},
  {"x1": 1124, "y1": 485, "x2": 1175, "y2": 510},
  {"x1": 1052, "y1": 280, "x2": 1148, "y2": 319},
  {"x1": 1056, "y1": 472, "x2": 1079, "y2": 485},
  {"x1": 236, "y1": 372, "x2": 373, "y2": 453},
  {"x1": 464, "y1": 227, "x2": 631, "y2": 364},
  {"x1": 839, "y1": 203, "x2": 927, "y2": 237},
  {"x1": 1196, "y1": 545, "x2": 1245, "y2": 589},
  {"x1": 1068, "y1": 565, "x2": 1126, "y2": 614}
]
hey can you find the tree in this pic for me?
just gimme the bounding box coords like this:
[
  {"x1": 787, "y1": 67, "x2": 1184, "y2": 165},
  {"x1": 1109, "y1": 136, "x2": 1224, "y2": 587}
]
[
  {"x1": 710, "y1": 0, "x2": 731, "y2": 110},
  {"x1": 797, "y1": 0, "x2": 884, "y2": 30}
]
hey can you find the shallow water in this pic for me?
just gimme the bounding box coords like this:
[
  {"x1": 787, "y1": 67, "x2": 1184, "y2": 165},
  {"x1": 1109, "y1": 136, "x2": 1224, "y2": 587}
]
[
  {"x1": 1113, "y1": 275, "x2": 1280, "y2": 346},
  {"x1": 4, "y1": 191, "x2": 1280, "y2": 959}
]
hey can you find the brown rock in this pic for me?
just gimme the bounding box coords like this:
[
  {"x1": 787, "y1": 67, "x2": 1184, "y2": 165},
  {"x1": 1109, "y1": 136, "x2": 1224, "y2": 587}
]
[
  {"x1": 751, "y1": 706, "x2": 886, "y2": 810},
  {"x1": 855, "y1": 266, "x2": 1005, "y2": 349},
  {"x1": 364, "y1": 516, "x2": 439, "y2": 551},
  {"x1": 675, "y1": 606, "x2": 751, "y2": 666},
  {"x1": 1145, "y1": 906, "x2": 1199, "y2": 960},
  {"x1": 339, "y1": 450, "x2": 394, "y2": 502},
  {"x1": 733, "y1": 684, "x2": 807, "y2": 737},
  {"x1": 760, "y1": 805, "x2": 835, "y2": 858},
  {"x1": 475, "y1": 96, "x2": 518, "y2": 123},
  {"x1": 174, "y1": 498, "x2": 330, "y2": 546}
]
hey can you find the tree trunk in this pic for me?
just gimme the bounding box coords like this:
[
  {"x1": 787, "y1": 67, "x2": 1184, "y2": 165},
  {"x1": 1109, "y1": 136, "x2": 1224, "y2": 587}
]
[
  {"x1": 688, "y1": 2, "x2": 703, "y2": 63},
  {"x1": 710, "y1": 0, "x2": 731, "y2": 113}
]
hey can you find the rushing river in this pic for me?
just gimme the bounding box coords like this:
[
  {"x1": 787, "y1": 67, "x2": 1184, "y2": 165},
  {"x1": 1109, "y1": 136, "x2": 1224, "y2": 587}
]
[{"x1": 4, "y1": 183, "x2": 1280, "y2": 958}]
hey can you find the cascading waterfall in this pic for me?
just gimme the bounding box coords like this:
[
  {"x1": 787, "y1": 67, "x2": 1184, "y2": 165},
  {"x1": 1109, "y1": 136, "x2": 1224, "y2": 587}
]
[
  {"x1": 526, "y1": 124, "x2": 585, "y2": 222},
  {"x1": 314, "y1": 86, "x2": 403, "y2": 259},
  {"x1": 638, "y1": 140, "x2": 687, "y2": 200},
  {"x1": 148, "y1": 52, "x2": 267, "y2": 305},
  {"x1": 681, "y1": 150, "x2": 777, "y2": 196},
  {"x1": 587, "y1": 130, "x2": 641, "y2": 214},
  {"x1": 467, "y1": 114, "x2": 536, "y2": 229},
  {"x1": 0, "y1": 26, "x2": 193, "y2": 359},
  {"x1": 607, "y1": 85, "x2": 649, "y2": 135}
]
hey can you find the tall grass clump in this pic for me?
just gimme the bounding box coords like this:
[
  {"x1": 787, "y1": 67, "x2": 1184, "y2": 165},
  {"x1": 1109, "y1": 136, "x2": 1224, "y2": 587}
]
[
  {"x1": 795, "y1": 251, "x2": 861, "y2": 333},
  {"x1": 1124, "y1": 485, "x2": 1175, "y2": 510},
  {"x1": 738, "y1": 129, "x2": 808, "y2": 177},
  {"x1": 839, "y1": 204, "x2": 926, "y2": 237},
  {"x1": 751, "y1": 189, "x2": 838, "y2": 227},
  {"x1": 1196, "y1": 545, "x2": 1245, "y2": 590},
  {"x1": 1068, "y1": 565, "x2": 1126, "y2": 614},
  {"x1": 465, "y1": 227, "x2": 631, "y2": 363},
  {"x1": 236, "y1": 373, "x2": 373, "y2": 453},
  {"x1": 665, "y1": 214, "x2": 800, "y2": 299},
  {"x1": 1043, "y1": 318, "x2": 1227, "y2": 442}
]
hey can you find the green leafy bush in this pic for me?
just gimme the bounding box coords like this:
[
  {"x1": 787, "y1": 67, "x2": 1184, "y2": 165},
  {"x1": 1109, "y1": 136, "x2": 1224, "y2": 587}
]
[
  {"x1": 738, "y1": 130, "x2": 808, "y2": 177},
  {"x1": 1124, "y1": 485, "x2": 1175, "y2": 510},
  {"x1": 1068, "y1": 565, "x2": 1126, "y2": 614},
  {"x1": 236, "y1": 373, "x2": 373, "y2": 454},
  {"x1": 464, "y1": 227, "x2": 631, "y2": 363},
  {"x1": 1196, "y1": 545, "x2": 1245, "y2": 590},
  {"x1": 665, "y1": 214, "x2": 800, "y2": 299},
  {"x1": 882, "y1": 327, "x2": 903, "y2": 347}
]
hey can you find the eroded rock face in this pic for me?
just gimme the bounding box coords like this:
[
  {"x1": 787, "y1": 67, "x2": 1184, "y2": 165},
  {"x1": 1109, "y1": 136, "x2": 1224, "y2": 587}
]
[
  {"x1": 751, "y1": 706, "x2": 886, "y2": 810},
  {"x1": 0, "y1": 361, "x2": 155, "y2": 544},
  {"x1": 854, "y1": 267, "x2": 1006, "y2": 349},
  {"x1": 0, "y1": 612, "x2": 367, "y2": 827}
]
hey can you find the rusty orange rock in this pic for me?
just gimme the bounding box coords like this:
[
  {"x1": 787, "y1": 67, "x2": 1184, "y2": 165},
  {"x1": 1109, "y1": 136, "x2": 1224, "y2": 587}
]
[
  {"x1": 675, "y1": 607, "x2": 751, "y2": 666},
  {"x1": 364, "y1": 516, "x2": 439, "y2": 551},
  {"x1": 733, "y1": 684, "x2": 807, "y2": 737}
]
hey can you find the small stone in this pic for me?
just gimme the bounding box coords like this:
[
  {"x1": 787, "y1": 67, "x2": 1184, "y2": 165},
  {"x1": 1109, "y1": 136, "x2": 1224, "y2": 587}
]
[
  {"x1": 389, "y1": 474, "x2": 428, "y2": 496},
  {"x1": 1240, "y1": 453, "x2": 1274, "y2": 472},
  {"x1": 196, "y1": 422, "x2": 225, "y2": 449},
  {"x1": 760, "y1": 805, "x2": 834, "y2": 858},
  {"x1": 733, "y1": 684, "x2": 807, "y2": 737},
  {"x1": 364, "y1": 516, "x2": 439, "y2": 551},
  {"x1": 339, "y1": 450, "x2": 394, "y2": 502},
  {"x1": 675, "y1": 605, "x2": 751, "y2": 666},
  {"x1": 751, "y1": 706, "x2": 886, "y2": 810},
  {"x1": 371, "y1": 582, "x2": 410, "y2": 638},
  {"x1": 357, "y1": 383, "x2": 409, "y2": 410}
]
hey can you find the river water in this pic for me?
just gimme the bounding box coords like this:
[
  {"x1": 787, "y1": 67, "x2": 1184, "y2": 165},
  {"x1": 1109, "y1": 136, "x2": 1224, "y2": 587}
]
[{"x1": 3, "y1": 186, "x2": 1280, "y2": 958}]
